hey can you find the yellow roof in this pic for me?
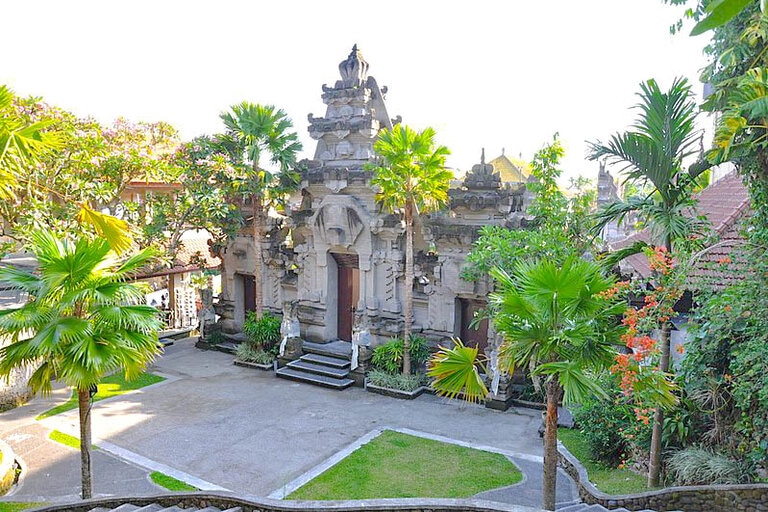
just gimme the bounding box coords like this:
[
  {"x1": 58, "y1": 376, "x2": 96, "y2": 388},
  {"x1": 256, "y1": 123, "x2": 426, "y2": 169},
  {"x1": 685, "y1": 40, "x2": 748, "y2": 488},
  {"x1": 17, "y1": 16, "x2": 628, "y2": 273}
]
[{"x1": 488, "y1": 153, "x2": 528, "y2": 183}]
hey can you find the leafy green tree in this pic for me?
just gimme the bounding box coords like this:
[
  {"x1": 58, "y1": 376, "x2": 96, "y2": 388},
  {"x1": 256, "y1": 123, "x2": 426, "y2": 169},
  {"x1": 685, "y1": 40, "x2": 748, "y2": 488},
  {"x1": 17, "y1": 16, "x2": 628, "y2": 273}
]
[
  {"x1": 0, "y1": 231, "x2": 163, "y2": 498},
  {"x1": 0, "y1": 87, "x2": 178, "y2": 254},
  {"x1": 462, "y1": 136, "x2": 596, "y2": 283},
  {"x1": 429, "y1": 257, "x2": 622, "y2": 510},
  {"x1": 370, "y1": 125, "x2": 451, "y2": 375},
  {"x1": 220, "y1": 103, "x2": 302, "y2": 319},
  {"x1": 587, "y1": 76, "x2": 704, "y2": 487},
  {"x1": 0, "y1": 85, "x2": 61, "y2": 200}
]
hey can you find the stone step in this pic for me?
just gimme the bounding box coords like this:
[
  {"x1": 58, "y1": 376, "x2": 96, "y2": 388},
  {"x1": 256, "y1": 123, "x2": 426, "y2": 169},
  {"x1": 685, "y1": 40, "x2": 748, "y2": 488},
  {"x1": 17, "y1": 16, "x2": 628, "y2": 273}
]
[
  {"x1": 134, "y1": 505, "x2": 164, "y2": 512},
  {"x1": 287, "y1": 359, "x2": 351, "y2": 379},
  {"x1": 110, "y1": 505, "x2": 141, "y2": 512},
  {"x1": 556, "y1": 504, "x2": 636, "y2": 512},
  {"x1": 276, "y1": 367, "x2": 355, "y2": 389},
  {"x1": 301, "y1": 352, "x2": 351, "y2": 369},
  {"x1": 155, "y1": 507, "x2": 186, "y2": 512},
  {"x1": 302, "y1": 340, "x2": 352, "y2": 359},
  {"x1": 220, "y1": 508, "x2": 243, "y2": 512}
]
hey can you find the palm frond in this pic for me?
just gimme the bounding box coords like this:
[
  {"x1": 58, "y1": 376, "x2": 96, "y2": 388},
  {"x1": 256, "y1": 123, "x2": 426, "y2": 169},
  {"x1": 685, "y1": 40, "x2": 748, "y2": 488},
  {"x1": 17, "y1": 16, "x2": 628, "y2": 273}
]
[
  {"x1": 590, "y1": 196, "x2": 649, "y2": 237},
  {"x1": 536, "y1": 361, "x2": 610, "y2": 404},
  {"x1": 427, "y1": 338, "x2": 487, "y2": 403},
  {"x1": 598, "y1": 240, "x2": 650, "y2": 270},
  {"x1": 75, "y1": 206, "x2": 133, "y2": 254}
]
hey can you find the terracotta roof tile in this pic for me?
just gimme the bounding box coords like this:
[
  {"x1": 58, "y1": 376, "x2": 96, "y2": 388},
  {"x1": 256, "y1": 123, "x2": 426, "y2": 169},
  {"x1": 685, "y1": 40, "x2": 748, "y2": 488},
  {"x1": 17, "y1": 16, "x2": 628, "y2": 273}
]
[{"x1": 609, "y1": 171, "x2": 750, "y2": 287}]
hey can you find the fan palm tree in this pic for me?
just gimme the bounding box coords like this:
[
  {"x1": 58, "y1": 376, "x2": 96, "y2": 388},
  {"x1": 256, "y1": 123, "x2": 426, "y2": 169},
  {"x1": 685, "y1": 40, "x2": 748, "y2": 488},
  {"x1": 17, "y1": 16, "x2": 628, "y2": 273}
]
[
  {"x1": 370, "y1": 125, "x2": 451, "y2": 375},
  {"x1": 587, "y1": 76, "x2": 704, "y2": 486},
  {"x1": 220, "y1": 102, "x2": 302, "y2": 319},
  {"x1": 0, "y1": 230, "x2": 163, "y2": 499},
  {"x1": 429, "y1": 257, "x2": 621, "y2": 511}
]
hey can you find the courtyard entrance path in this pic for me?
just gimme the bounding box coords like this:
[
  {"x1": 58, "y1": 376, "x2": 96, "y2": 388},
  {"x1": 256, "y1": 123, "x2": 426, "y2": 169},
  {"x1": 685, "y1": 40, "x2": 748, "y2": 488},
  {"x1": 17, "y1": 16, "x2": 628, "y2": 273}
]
[{"x1": 0, "y1": 337, "x2": 577, "y2": 508}]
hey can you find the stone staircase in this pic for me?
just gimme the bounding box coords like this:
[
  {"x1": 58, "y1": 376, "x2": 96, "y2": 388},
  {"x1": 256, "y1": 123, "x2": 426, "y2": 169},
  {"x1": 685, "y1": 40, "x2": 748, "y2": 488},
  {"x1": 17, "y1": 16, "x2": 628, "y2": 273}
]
[
  {"x1": 555, "y1": 502, "x2": 660, "y2": 512},
  {"x1": 88, "y1": 505, "x2": 241, "y2": 512},
  {"x1": 276, "y1": 340, "x2": 355, "y2": 389}
]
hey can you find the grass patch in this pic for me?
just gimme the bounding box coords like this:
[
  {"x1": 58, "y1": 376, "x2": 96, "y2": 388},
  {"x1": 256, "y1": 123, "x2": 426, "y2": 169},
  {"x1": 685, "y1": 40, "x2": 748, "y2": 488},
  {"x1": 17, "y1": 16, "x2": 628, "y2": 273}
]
[
  {"x1": 288, "y1": 430, "x2": 522, "y2": 500},
  {"x1": 558, "y1": 428, "x2": 651, "y2": 495},
  {"x1": 36, "y1": 372, "x2": 164, "y2": 420},
  {"x1": 0, "y1": 503, "x2": 44, "y2": 512},
  {"x1": 150, "y1": 471, "x2": 198, "y2": 492},
  {"x1": 49, "y1": 430, "x2": 84, "y2": 450}
]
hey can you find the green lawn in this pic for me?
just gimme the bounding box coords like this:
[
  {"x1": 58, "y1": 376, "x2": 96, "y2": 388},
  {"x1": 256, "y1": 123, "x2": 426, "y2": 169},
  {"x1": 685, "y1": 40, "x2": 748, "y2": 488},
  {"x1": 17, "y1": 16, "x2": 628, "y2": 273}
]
[
  {"x1": 36, "y1": 372, "x2": 164, "y2": 420},
  {"x1": 558, "y1": 428, "x2": 652, "y2": 495},
  {"x1": 0, "y1": 503, "x2": 44, "y2": 512},
  {"x1": 288, "y1": 430, "x2": 522, "y2": 500},
  {"x1": 150, "y1": 471, "x2": 198, "y2": 492}
]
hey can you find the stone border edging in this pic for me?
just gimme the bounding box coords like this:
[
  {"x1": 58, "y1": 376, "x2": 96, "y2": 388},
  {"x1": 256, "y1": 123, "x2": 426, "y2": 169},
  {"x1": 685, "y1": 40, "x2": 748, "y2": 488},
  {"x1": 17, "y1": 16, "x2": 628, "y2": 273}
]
[
  {"x1": 25, "y1": 491, "x2": 546, "y2": 512},
  {"x1": 557, "y1": 441, "x2": 768, "y2": 512},
  {"x1": 0, "y1": 437, "x2": 17, "y2": 495}
]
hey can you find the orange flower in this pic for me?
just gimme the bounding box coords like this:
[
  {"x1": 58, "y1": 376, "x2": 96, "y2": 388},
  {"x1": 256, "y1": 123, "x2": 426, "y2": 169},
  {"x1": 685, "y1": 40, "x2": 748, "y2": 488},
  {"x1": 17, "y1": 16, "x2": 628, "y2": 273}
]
[{"x1": 675, "y1": 344, "x2": 685, "y2": 355}]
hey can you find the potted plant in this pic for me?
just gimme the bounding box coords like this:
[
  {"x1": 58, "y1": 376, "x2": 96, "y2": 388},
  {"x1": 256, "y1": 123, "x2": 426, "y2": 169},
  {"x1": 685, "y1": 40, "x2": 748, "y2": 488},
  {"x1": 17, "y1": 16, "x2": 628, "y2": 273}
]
[
  {"x1": 233, "y1": 311, "x2": 281, "y2": 370},
  {"x1": 365, "y1": 336, "x2": 430, "y2": 399}
]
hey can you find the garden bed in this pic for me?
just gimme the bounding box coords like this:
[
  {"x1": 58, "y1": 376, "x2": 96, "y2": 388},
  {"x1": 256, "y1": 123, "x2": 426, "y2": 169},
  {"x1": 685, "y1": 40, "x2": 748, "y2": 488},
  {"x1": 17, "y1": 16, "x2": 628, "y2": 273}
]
[
  {"x1": 233, "y1": 359, "x2": 274, "y2": 371},
  {"x1": 365, "y1": 380, "x2": 427, "y2": 400}
]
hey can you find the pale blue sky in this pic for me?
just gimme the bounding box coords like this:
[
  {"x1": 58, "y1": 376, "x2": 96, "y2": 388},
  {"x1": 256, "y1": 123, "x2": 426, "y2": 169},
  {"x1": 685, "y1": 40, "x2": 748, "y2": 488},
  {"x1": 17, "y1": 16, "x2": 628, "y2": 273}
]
[{"x1": 3, "y1": 1, "x2": 708, "y2": 179}]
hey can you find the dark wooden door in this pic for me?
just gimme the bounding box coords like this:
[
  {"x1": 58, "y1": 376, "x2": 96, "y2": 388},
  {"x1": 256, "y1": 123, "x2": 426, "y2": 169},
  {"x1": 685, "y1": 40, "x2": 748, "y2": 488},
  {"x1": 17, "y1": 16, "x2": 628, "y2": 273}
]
[
  {"x1": 334, "y1": 254, "x2": 359, "y2": 342},
  {"x1": 459, "y1": 298, "x2": 489, "y2": 353},
  {"x1": 243, "y1": 274, "x2": 256, "y2": 313}
]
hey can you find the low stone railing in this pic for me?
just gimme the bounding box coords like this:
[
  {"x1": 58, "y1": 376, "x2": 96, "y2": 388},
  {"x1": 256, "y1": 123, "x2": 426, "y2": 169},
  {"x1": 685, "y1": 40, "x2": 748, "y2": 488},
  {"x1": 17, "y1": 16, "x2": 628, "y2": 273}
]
[
  {"x1": 558, "y1": 442, "x2": 768, "y2": 512},
  {"x1": 27, "y1": 493, "x2": 544, "y2": 512},
  {"x1": 0, "y1": 438, "x2": 17, "y2": 496}
]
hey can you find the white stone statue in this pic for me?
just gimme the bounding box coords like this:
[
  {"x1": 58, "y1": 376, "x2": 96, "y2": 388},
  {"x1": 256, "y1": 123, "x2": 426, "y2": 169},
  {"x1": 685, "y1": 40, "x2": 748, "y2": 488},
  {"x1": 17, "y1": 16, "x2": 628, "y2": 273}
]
[{"x1": 279, "y1": 301, "x2": 300, "y2": 357}]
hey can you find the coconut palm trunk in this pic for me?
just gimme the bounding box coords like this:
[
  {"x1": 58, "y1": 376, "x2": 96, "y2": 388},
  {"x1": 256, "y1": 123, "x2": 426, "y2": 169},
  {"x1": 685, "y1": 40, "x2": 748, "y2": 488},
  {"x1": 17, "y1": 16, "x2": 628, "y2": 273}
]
[
  {"x1": 403, "y1": 199, "x2": 414, "y2": 375},
  {"x1": 648, "y1": 321, "x2": 672, "y2": 486},
  {"x1": 77, "y1": 388, "x2": 93, "y2": 499}
]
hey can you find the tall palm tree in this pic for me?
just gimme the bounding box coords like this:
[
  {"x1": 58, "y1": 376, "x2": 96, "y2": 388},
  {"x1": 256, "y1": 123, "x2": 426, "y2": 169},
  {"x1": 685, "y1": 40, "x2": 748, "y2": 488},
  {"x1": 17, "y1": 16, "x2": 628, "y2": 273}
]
[
  {"x1": 0, "y1": 231, "x2": 163, "y2": 499},
  {"x1": 370, "y1": 125, "x2": 451, "y2": 375},
  {"x1": 429, "y1": 257, "x2": 621, "y2": 511},
  {"x1": 220, "y1": 102, "x2": 302, "y2": 319},
  {"x1": 587, "y1": 76, "x2": 704, "y2": 486}
]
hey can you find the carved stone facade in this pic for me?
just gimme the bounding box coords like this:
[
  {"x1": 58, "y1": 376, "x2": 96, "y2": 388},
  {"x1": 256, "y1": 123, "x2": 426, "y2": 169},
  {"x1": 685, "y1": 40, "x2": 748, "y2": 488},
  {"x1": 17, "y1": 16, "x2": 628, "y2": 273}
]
[{"x1": 216, "y1": 46, "x2": 534, "y2": 359}]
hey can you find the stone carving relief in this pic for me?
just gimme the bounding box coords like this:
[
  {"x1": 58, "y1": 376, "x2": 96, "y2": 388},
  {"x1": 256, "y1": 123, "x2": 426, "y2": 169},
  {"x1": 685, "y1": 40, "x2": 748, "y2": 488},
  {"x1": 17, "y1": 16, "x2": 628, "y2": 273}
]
[{"x1": 314, "y1": 204, "x2": 364, "y2": 248}]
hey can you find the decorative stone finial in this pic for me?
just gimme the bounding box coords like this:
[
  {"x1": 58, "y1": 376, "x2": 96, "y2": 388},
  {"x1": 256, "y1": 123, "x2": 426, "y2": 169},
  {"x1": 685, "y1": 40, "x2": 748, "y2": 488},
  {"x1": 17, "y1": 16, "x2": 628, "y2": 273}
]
[
  {"x1": 481, "y1": 148, "x2": 486, "y2": 165},
  {"x1": 339, "y1": 44, "x2": 369, "y2": 88}
]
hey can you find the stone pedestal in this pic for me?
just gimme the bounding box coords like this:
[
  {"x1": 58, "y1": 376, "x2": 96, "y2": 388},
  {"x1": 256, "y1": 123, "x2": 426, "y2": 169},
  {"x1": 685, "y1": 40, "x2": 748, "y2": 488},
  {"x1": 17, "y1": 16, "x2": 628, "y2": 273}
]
[{"x1": 485, "y1": 375, "x2": 515, "y2": 411}]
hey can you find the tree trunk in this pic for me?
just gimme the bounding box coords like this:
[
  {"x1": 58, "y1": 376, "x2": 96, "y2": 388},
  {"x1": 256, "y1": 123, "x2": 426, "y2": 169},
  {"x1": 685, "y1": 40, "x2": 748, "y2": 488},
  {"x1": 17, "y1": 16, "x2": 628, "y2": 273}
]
[
  {"x1": 648, "y1": 321, "x2": 671, "y2": 487},
  {"x1": 77, "y1": 388, "x2": 93, "y2": 500},
  {"x1": 402, "y1": 200, "x2": 414, "y2": 376},
  {"x1": 542, "y1": 381, "x2": 561, "y2": 511},
  {"x1": 648, "y1": 235, "x2": 674, "y2": 488},
  {"x1": 253, "y1": 196, "x2": 263, "y2": 320}
]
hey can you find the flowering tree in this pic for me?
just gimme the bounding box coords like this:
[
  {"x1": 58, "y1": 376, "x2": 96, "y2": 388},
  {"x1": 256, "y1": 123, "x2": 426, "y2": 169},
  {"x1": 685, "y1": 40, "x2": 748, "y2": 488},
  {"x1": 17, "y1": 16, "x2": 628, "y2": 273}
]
[{"x1": 607, "y1": 246, "x2": 681, "y2": 472}]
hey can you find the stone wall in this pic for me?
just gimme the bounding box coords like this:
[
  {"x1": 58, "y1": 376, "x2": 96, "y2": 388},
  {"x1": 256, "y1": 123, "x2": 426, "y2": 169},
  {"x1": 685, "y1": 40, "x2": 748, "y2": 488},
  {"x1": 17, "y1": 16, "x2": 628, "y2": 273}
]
[
  {"x1": 27, "y1": 492, "x2": 544, "y2": 512},
  {"x1": 0, "y1": 337, "x2": 33, "y2": 406},
  {"x1": 558, "y1": 442, "x2": 768, "y2": 512}
]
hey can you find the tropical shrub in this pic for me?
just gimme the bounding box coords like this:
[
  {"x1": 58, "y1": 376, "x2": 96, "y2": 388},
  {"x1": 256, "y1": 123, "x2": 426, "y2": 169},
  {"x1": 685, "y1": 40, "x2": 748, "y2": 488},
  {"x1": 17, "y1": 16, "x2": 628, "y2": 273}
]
[
  {"x1": 235, "y1": 343, "x2": 276, "y2": 365},
  {"x1": 682, "y1": 255, "x2": 768, "y2": 471},
  {"x1": 242, "y1": 311, "x2": 281, "y2": 353},
  {"x1": 572, "y1": 377, "x2": 652, "y2": 468},
  {"x1": 366, "y1": 369, "x2": 428, "y2": 392},
  {"x1": 371, "y1": 336, "x2": 430, "y2": 374},
  {"x1": 668, "y1": 446, "x2": 754, "y2": 485}
]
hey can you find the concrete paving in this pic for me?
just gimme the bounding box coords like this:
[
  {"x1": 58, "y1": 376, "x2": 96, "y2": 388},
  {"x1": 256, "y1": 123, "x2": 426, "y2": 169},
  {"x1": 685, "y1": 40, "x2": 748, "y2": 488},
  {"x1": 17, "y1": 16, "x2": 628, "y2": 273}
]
[{"x1": 0, "y1": 337, "x2": 578, "y2": 507}]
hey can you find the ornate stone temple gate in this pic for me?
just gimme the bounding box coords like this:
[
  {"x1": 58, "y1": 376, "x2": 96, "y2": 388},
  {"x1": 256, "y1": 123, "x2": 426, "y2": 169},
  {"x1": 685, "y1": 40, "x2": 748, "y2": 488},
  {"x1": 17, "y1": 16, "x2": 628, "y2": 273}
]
[{"x1": 214, "y1": 46, "x2": 531, "y2": 398}]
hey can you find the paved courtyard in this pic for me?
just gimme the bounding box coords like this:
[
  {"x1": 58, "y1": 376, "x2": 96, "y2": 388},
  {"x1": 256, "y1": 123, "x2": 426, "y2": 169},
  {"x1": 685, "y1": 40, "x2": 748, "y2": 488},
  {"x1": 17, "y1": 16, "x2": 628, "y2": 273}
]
[{"x1": 0, "y1": 337, "x2": 576, "y2": 507}]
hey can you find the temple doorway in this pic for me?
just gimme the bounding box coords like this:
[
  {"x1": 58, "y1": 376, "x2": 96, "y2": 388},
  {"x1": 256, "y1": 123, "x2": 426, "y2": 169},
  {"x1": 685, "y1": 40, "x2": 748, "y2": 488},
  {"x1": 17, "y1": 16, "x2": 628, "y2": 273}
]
[
  {"x1": 332, "y1": 253, "x2": 359, "y2": 342},
  {"x1": 457, "y1": 298, "x2": 489, "y2": 354}
]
